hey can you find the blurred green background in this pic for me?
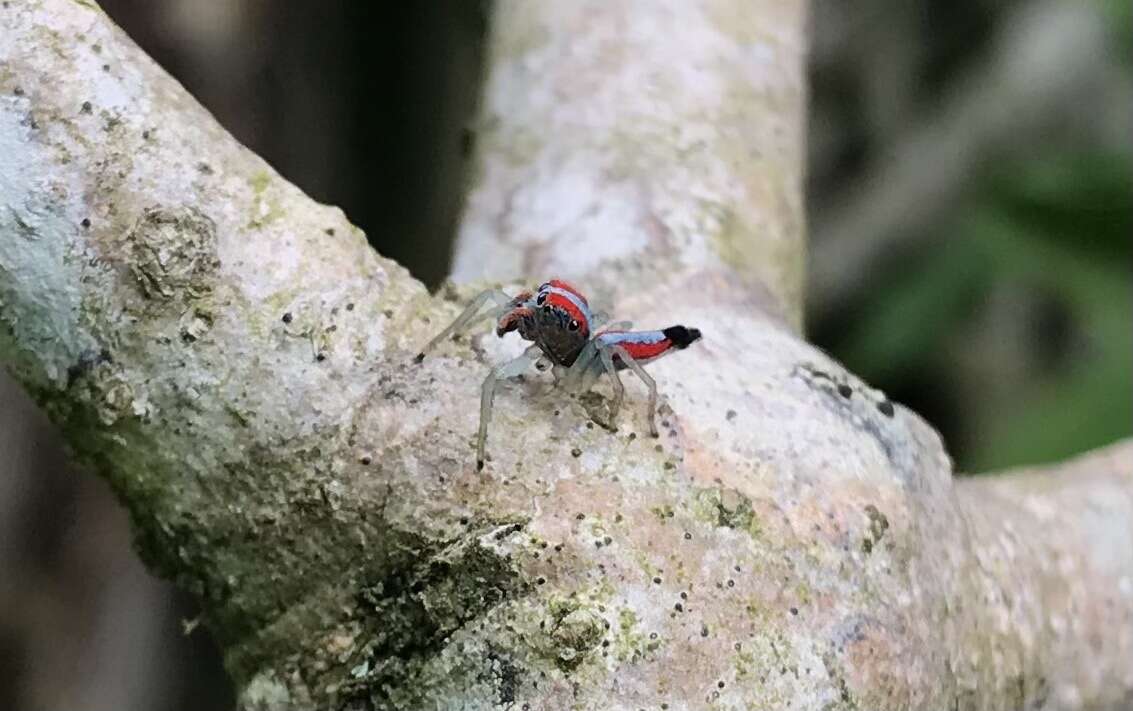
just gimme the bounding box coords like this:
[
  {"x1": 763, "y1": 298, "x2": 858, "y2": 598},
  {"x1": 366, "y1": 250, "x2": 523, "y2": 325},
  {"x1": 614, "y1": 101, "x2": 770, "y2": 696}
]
[
  {"x1": 0, "y1": 1, "x2": 1129, "y2": 709},
  {"x1": 806, "y1": 0, "x2": 1132, "y2": 473}
]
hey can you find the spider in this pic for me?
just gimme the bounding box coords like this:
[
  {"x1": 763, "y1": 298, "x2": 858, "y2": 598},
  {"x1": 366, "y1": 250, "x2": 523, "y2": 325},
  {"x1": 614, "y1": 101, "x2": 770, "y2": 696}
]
[{"x1": 415, "y1": 279, "x2": 702, "y2": 469}]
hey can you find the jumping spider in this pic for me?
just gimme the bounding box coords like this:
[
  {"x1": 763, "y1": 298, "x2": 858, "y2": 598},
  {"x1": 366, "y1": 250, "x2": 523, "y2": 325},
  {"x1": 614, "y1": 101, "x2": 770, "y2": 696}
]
[{"x1": 416, "y1": 279, "x2": 702, "y2": 469}]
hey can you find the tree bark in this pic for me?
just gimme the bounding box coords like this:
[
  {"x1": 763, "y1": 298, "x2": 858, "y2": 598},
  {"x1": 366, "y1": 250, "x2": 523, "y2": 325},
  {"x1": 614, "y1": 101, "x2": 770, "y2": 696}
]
[{"x1": 1, "y1": 2, "x2": 1130, "y2": 710}]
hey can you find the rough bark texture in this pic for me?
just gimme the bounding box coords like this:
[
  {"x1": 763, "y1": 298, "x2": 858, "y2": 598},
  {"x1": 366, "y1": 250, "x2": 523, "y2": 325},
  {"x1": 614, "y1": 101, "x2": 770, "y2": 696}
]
[{"x1": 1, "y1": 2, "x2": 1130, "y2": 710}]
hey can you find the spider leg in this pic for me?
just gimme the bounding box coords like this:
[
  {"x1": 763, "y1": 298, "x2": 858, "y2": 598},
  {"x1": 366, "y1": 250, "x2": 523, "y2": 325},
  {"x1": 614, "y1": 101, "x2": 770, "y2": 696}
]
[
  {"x1": 608, "y1": 345, "x2": 659, "y2": 437},
  {"x1": 564, "y1": 341, "x2": 594, "y2": 390},
  {"x1": 597, "y1": 345, "x2": 626, "y2": 428},
  {"x1": 416, "y1": 289, "x2": 516, "y2": 362},
  {"x1": 477, "y1": 344, "x2": 542, "y2": 470}
]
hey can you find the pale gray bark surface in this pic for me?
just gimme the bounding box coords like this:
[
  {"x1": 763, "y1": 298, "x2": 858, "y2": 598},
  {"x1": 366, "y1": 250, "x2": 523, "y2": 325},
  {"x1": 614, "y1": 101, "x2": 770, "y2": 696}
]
[{"x1": 1, "y1": 2, "x2": 1130, "y2": 710}]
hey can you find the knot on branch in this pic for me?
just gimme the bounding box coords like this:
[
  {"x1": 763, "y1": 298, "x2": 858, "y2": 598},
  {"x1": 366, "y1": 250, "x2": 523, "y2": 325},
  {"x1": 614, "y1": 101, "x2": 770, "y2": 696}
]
[{"x1": 127, "y1": 205, "x2": 220, "y2": 300}]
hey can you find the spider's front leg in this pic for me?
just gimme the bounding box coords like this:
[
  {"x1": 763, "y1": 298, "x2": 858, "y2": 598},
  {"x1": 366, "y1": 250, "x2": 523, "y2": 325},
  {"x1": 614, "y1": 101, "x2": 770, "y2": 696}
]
[
  {"x1": 477, "y1": 344, "x2": 542, "y2": 470},
  {"x1": 415, "y1": 288, "x2": 523, "y2": 362}
]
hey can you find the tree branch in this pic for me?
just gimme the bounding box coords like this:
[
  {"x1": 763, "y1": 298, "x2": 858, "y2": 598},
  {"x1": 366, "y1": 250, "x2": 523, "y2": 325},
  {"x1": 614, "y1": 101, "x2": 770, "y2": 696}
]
[
  {"x1": 1, "y1": 2, "x2": 1130, "y2": 710},
  {"x1": 453, "y1": 0, "x2": 808, "y2": 330}
]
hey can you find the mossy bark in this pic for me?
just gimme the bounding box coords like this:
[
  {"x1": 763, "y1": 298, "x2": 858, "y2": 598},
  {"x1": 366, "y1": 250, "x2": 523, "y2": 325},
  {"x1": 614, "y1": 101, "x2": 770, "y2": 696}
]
[{"x1": 2, "y1": 1, "x2": 1131, "y2": 710}]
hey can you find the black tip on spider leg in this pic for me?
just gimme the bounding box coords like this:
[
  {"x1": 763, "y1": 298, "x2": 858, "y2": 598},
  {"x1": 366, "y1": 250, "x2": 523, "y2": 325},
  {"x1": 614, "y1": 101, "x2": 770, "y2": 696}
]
[
  {"x1": 663, "y1": 326, "x2": 703, "y2": 348},
  {"x1": 414, "y1": 352, "x2": 425, "y2": 364}
]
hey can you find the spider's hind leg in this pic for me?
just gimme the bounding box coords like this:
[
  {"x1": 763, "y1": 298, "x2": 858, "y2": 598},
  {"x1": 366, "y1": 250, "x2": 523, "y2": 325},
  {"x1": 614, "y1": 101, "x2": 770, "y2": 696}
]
[
  {"x1": 416, "y1": 288, "x2": 517, "y2": 362},
  {"x1": 561, "y1": 321, "x2": 631, "y2": 393},
  {"x1": 595, "y1": 343, "x2": 659, "y2": 437},
  {"x1": 612, "y1": 346, "x2": 659, "y2": 437}
]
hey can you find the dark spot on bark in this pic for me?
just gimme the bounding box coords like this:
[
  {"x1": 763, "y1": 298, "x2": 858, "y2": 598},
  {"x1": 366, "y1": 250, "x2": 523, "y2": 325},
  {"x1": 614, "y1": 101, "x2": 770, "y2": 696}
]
[
  {"x1": 360, "y1": 456, "x2": 371, "y2": 466},
  {"x1": 700, "y1": 624, "x2": 709, "y2": 637},
  {"x1": 66, "y1": 348, "x2": 112, "y2": 387},
  {"x1": 325, "y1": 227, "x2": 336, "y2": 236},
  {"x1": 837, "y1": 384, "x2": 853, "y2": 398},
  {"x1": 717, "y1": 680, "x2": 725, "y2": 688},
  {"x1": 576, "y1": 513, "x2": 585, "y2": 520},
  {"x1": 80, "y1": 101, "x2": 92, "y2": 114},
  {"x1": 493, "y1": 653, "x2": 520, "y2": 704},
  {"x1": 726, "y1": 409, "x2": 737, "y2": 421},
  {"x1": 674, "y1": 603, "x2": 683, "y2": 612},
  {"x1": 684, "y1": 532, "x2": 692, "y2": 540},
  {"x1": 536, "y1": 577, "x2": 546, "y2": 585},
  {"x1": 790, "y1": 607, "x2": 798, "y2": 616},
  {"x1": 315, "y1": 353, "x2": 327, "y2": 362},
  {"x1": 652, "y1": 577, "x2": 662, "y2": 584},
  {"x1": 80, "y1": 217, "x2": 91, "y2": 228},
  {"x1": 346, "y1": 302, "x2": 355, "y2": 311},
  {"x1": 281, "y1": 312, "x2": 293, "y2": 323},
  {"x1": 795, "y1": 362, "x2": 909, "y2": 474},
  {"x1": 571, "y1": 447, "x2": 582, "y2": 458},
  {"x1": 196, "y1": 162, "x2": 213, "y2": 175}
]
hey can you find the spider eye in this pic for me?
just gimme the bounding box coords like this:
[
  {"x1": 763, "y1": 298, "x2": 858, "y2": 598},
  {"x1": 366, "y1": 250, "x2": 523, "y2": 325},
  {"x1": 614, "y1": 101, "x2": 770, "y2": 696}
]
[
  {"x1": 536, "y1": 293, "x2": 547, "y2": 306},
  {"x1": 568, "y1": 319, "x2": 580, "y2": 331}
]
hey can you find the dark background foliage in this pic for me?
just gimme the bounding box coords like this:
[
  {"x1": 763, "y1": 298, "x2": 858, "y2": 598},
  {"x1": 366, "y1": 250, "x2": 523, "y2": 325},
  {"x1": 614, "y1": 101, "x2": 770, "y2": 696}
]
[{"x1": 1, "y1": 1, "x2": 1128, "y2": 708}]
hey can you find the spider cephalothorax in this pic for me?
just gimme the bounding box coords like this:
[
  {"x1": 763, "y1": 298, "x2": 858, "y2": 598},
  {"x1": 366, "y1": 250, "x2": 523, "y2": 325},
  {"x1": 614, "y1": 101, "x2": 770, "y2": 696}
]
[
  {"x1": 416, "y1": 279, "x2": 702, "y2": 469},
  {"x1": 495, "y1": 280, "x2": 592, "y2": 366}
]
